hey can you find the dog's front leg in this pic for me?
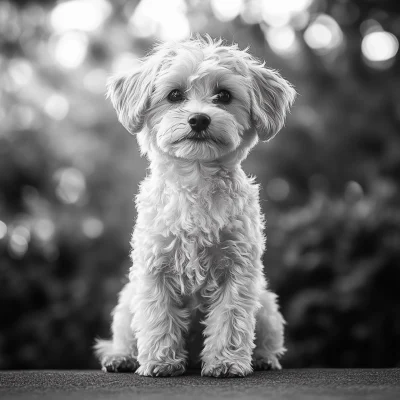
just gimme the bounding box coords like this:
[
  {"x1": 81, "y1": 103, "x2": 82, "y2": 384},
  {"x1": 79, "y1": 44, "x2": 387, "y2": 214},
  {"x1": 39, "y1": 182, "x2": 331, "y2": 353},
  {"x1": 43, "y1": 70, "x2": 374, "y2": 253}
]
[
  {"x1": 201, "y1": 246, "x2": 261, "y2": 377},
  {"x1": 132, "y1": 271, "x2": 190, "y2": 377}
]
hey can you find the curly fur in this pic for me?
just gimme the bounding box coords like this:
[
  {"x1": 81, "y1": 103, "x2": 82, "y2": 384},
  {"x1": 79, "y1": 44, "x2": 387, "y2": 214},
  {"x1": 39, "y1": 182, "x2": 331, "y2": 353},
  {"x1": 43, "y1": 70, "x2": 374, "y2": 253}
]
[{"x1": 95, "y1": 36, "x2": 295, "y2": 378}]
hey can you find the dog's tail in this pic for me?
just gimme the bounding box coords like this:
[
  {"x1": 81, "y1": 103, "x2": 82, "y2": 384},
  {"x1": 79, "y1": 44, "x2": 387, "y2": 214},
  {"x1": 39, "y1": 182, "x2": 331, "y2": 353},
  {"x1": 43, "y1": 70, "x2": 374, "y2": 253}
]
[{"x1": 93, "y1": 338, "x2": 114, "y2": 362}]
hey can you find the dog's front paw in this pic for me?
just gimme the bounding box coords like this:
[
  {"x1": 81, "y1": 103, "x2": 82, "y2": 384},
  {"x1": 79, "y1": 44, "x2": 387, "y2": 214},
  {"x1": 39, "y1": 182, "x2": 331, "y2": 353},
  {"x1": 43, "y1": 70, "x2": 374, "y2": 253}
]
[
  {"x1": 252, "y1": 356, "x2": 282, "y2": 371},
  {"x1": 202, "y1": 361, "x2": 252, "y2": 378},
  {"x1": 102, "y1": 356, "x2": 139, "y2": 373},
  {"x1": 135, "y1": 362, "x2": 186, "y2": 377}
]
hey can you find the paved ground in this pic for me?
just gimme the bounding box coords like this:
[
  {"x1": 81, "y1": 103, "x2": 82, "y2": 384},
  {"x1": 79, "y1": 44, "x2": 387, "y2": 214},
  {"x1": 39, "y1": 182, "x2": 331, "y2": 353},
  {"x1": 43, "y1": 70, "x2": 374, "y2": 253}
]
[{"x1": 0, "y1": 369, "x2": 399, "y2": 400}]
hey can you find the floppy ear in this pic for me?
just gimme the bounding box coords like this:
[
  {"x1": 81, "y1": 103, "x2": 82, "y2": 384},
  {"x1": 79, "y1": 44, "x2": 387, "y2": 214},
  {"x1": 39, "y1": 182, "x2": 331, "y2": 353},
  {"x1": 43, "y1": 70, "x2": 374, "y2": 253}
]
[
  {"x1": 107, "y1": 63, "x2": 154, "y2": 134},
  {"x1": 249, "y1": 63, "x2": 296, "y2": 142}
]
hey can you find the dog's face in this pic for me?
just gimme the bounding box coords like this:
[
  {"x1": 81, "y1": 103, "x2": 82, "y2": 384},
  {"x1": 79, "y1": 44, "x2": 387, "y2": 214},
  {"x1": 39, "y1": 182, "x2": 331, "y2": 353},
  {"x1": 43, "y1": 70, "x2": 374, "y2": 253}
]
[{"x1": 108, "y1": 38, "x2": 295, "y2": 162}]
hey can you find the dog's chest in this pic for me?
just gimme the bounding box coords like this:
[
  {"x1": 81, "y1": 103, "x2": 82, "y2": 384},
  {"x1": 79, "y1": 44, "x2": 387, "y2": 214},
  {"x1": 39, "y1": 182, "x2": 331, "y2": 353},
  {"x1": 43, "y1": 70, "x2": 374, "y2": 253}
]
[
  {"x1": 148, "y1": 177, "x2": 236, "y2": 241},
  {"x1": 135, "y1": 175, "x2": 245, "y2": 288}
]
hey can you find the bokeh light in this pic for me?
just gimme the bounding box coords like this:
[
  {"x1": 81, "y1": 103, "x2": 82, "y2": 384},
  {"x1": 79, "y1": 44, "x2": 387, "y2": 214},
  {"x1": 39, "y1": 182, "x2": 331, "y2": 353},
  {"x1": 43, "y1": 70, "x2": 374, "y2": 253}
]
[
  {"x1": 9, "y1": 225, "x2": 31, "y2": 258},
  {"x1": 50, "y1": 0, "x2": 111, "y2": 33},
  {"x1": 240, "y1": 0, "x2": 262, "y2": 24},
  {"x1": 158, "y1": 12, "x2": 191, "y2": 41},
  {"x1": 211, "y1": 0, "x2": 243, "y2": 22},
  {"x1": 33, "y1": 218, "x2": 55, "y2": 243},
  {"x1": 129, "y1": 0, "x2": 190, "y2": 41},
  {"x1": 362, "y1": 31, "x2": 399, "y2": 62},
  {"x1": 266, "y1": 26, "x2": 300, "y2": 57},
  {"x1": 262, "y1": 0, "x2": 313, "y2": 28},
  {"x1": 267, "y1": 178, "x2": 290, "y2": 202},
  {"x1": 0, "y1": 220, "x2": 7, "y2": 240},
  {"x1": 53, "y1": 32, "x2": 89, "y2": 69},
  {"x1": 304, "y1": 14, "x2": 343, "y2": 54},
  {"x1": 82, "y1": 217, "x2": 104, "y2": 239},
  {"x1": 344, "y1": 181, "x2": 364, "y2": 204},
  {"x1": 44, "y1": 94, "x2": 70, "y2": 121},
  {"x1": 54, "y1": 168, "x2": 87, "y2": 205},
  {"x1": 83, "y1": 69, "x2": 108, "y2": 94},
  {"x1": 7, "y1": 59, "x2": 34, "y2": 89},
  {"x1": 112, "y1": 52, "x2": 141, "y2": 74}
]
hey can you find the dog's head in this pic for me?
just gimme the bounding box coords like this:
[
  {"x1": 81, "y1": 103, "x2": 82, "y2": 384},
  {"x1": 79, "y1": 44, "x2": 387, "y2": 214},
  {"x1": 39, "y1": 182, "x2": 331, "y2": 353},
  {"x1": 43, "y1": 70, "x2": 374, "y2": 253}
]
[{"x1": 108, "y1": 37, "x2": 296, "y2": 162}]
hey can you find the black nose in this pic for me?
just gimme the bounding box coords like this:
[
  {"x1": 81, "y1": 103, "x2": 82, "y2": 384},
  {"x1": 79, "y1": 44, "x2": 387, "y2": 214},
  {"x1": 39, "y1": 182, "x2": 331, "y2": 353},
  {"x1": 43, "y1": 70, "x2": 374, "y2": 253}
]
[{"x1": 188, "y1": 113, "x2": 211, "y2": 132}]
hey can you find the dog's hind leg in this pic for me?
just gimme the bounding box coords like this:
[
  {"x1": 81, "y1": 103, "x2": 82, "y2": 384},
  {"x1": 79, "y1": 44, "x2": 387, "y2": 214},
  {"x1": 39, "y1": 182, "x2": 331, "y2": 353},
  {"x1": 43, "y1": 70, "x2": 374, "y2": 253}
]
[
  {"x1": 94, "y1": 281, "x2": 139, "y2": 372},
  {"x1": 252, "y1": 289, "x2": 286, "y2": 370}
]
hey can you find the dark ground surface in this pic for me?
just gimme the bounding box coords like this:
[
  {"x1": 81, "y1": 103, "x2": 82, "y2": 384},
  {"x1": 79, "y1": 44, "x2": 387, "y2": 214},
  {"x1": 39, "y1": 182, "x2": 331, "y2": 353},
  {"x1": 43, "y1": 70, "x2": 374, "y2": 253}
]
[{"x1": 0, "y1": 369, "x2": 399, "y2": 400}]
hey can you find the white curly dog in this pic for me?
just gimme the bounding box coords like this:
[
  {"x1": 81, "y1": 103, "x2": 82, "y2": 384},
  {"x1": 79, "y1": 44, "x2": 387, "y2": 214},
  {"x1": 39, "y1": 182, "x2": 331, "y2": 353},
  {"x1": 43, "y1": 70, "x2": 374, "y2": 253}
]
[{"x1": 95, "y1": 37, "x2": 295, "y2": 378}]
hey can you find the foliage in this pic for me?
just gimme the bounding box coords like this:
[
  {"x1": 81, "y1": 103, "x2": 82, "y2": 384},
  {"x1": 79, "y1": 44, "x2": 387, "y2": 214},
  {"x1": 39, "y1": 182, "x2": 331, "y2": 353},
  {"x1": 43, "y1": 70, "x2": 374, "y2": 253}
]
[{"x1": 275, "y1": 184, "x2": 400, "y2": 367}]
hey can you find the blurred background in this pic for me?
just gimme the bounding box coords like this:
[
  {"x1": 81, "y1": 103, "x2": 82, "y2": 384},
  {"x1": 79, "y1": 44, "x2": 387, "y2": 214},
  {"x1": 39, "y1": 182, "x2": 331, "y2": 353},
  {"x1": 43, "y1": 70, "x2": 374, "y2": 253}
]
[{"x1": 1, "y1": 0, "x2": 400, "y2": 369}]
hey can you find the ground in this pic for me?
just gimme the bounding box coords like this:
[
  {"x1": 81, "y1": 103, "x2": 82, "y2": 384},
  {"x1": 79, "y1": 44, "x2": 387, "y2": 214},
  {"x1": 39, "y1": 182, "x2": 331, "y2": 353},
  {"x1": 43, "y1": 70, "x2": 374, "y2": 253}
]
[{"x1": 0, "y1": 369, "x2": 399, "y2": 399}]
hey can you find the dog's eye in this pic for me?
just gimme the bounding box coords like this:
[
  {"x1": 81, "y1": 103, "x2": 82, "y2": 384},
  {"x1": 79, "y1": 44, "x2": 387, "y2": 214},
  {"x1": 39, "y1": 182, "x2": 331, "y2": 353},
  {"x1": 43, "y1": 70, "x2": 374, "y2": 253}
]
[
  {"x1": 167, "y1": 89, "x2": 184, "y2": 103},
  {"x1": 213, "y1": 90, "x2": 231, "y2": 105}
]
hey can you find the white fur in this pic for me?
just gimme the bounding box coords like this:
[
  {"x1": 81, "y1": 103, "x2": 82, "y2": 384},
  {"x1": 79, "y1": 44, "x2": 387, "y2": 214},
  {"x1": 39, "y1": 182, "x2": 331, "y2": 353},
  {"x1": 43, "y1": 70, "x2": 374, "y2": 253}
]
[{"x1": 95, "y1": 37, "x2": 295, "y2": 378}]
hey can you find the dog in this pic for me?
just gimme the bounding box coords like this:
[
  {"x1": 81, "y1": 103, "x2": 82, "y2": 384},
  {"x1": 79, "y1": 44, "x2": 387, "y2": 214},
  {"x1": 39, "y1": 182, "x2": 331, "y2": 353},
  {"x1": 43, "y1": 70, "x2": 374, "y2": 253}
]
[{"x1": 95, "y1": 36, "x2": 295, "y2": 378}]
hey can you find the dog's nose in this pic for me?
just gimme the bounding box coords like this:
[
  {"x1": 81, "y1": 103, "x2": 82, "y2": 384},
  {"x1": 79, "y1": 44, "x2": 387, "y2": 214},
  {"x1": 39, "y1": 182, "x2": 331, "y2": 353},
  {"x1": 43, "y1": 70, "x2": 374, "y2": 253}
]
[{"x1": 188, "y1": 113, "x2": 211, "y2": 132}]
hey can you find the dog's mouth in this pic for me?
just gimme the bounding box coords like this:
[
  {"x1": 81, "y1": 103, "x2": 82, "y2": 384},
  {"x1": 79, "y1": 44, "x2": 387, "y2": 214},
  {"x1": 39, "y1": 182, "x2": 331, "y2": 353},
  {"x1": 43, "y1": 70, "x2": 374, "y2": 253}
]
[{"x1": 172, "y1": 131, "x2": 225, "y2": 145}]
